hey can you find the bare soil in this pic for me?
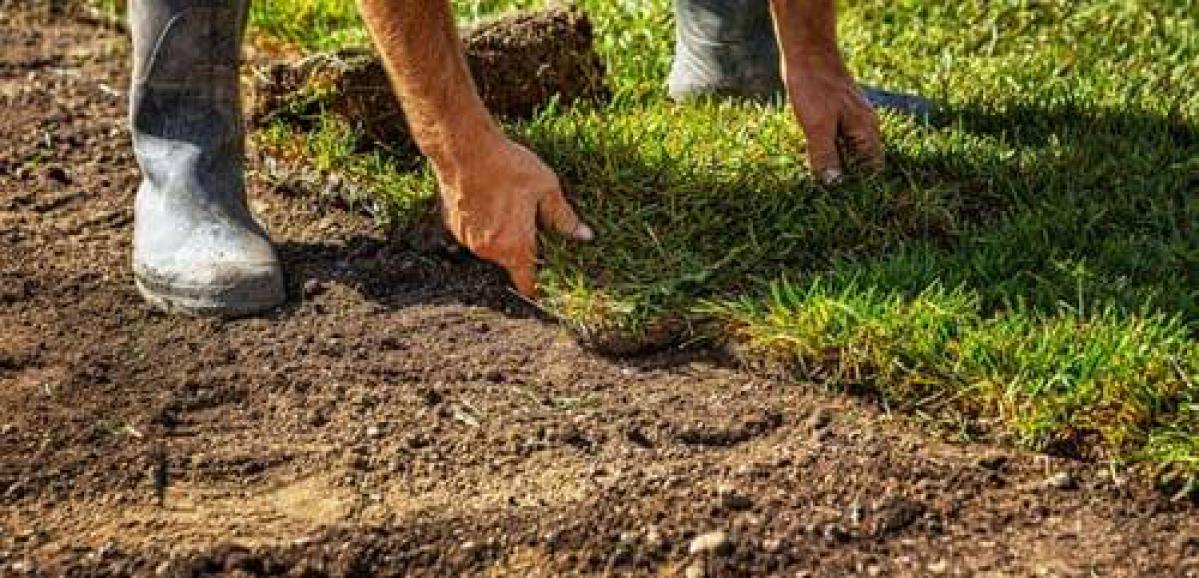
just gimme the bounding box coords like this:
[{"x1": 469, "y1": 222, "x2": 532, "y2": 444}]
[{"x1": 1, "y1": 6, "x2": 1197, "y2": 578}]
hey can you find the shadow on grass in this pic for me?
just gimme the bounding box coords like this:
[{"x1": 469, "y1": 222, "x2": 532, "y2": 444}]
[
  {"x1": 879, "y1": 99, "x2": 1196, "y2": 316},
  {"x1": 522, "y1": 97, "x2": 1197, "y2": 355},
  {"x1": 950, "y1": 100, "x2": 1198, "y2": 149},
  {"x1": 267, "y1": 97, "x2": 1196, "y2": 355}
]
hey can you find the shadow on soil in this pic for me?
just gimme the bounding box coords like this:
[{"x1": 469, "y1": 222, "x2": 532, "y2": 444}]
[
  {"x1": 276, "y1": 231, "x2": 525, "y2": 314},
  {"x1": 273, "y1": 229, "x2": 733, "y2": 370}
]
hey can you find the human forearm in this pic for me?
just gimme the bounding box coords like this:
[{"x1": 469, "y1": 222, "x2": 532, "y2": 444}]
[
  {"x1": 768, "y1": 0, "x2": 840, "y2": 61},
  {"x1": 354, "y1": 0, "x2": 591, "y2": 297},
  {"x1": 356, "y1": 0, "x2": 501, "y2": 170},
  {"x1": 767, "y1": 0, "x2": 883, "y2": 178}
]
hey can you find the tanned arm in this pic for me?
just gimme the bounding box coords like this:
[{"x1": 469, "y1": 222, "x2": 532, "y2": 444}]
[
  {"x1": 356, "y1": 0, "x2": 592, "y2": 296},
  {"x1": 768, "y1": 0, "x2": 883, "y2": 182}
]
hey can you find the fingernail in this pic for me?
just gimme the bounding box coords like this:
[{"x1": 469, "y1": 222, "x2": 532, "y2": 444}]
[
  {"x1": 573, "y1": 223, "x2": 595, "y2": 242},
  {"x1": 822, "y1": 169, "x2": 844, "y2": 185}
]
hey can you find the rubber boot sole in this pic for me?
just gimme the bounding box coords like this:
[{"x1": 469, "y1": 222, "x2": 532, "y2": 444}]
[{"x1": 134, "y1": 268, "x2": 285, "y2": 318}]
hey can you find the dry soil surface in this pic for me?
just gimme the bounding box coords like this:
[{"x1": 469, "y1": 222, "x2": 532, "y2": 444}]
[{"x1": 1, "y1": 5, "x2": 1197, "y2": 578}]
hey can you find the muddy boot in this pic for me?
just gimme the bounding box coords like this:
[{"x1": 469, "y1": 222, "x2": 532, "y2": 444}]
[
  {"x1": 129, "y1": 0, "x2": 285, "y2": 316},
  {"x1": 668, "y1": 0, "x2": 783, "y2": 101}
]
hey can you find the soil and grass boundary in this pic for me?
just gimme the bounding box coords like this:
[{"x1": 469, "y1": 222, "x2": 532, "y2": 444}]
[{"x1": 99, "y1": 0, "x2": 1199, "y2": 492}]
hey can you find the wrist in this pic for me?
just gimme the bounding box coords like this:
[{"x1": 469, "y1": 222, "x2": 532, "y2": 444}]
[
  {"x1": 783, "y1": 39, "x2": 844, "y2": 64},
  {"x1": 783, "y1": 48, "x2": 851, "y2": 81},
  {"x1": 421, "y1": 117, "x2": 505, "y2": 180},
  {"x1": 427, "y1": 127, "x2": 509, "y2": 195}
]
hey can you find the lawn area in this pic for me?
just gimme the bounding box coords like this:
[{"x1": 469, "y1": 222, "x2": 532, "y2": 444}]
[{"x1": 246, "y1": 1, "x2": 1199, "y2": 490}]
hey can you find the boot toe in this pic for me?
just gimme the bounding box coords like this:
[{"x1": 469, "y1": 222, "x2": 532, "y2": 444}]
[{"x1": 133, "y1": 242, "x2": 286, "y2": 317}]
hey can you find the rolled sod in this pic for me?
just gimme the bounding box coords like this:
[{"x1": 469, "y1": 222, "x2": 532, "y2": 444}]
[{"x1": 253, "y1": 7, "x2": 610, "y2": 153}]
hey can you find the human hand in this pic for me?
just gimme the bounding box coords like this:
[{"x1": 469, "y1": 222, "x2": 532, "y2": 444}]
[
  {"x1": 434, "y1": 135, "x2": 593, "y2": 297},
  {"x1": 785, "y1": 51, "x2": 884, "y2": 183}
]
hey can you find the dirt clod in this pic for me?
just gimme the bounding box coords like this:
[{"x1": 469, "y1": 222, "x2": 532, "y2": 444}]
[
  {"x1": 1045, "y1": 471, "x2": 1078, "y2": 490},
  {"x1": 871, "y1": 497, "x2": 925, "y2": 536},
  {"x1": 688, "y1": 531, "x2": 732, "y2": 556},
  {"x1": 975, "y1": 454, "x2": 1008, "y2": 471},
  {"x1": 806, "y1": 407, "x2": 833, "y2": 431},
  {"x1": 717, "y1": 484, "x2": 753, "y2": 512},
  {"x1": 302, "y1": 278, "x2": 327, "y2": 298}
]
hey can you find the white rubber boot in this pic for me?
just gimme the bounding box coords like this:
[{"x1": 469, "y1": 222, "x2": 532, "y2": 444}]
[
  {"x1": 129, "y1": 0, "x2": 285, "y2": 316},
  {"x1": 668, "y1": 0, "x2": 782, "y2": 101}
]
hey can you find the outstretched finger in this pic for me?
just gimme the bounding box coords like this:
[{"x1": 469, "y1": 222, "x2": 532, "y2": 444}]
[
  {"x1": 487, "y1": 238, "x2": 538, "y2": 298},
  {"x1": 505, "y1": 258, "x2": 538, "y2": 298},
  {"x1": 466, "y1": 229, "x2": 539, "y2": 298},
  {"x1": 803, "y1": 118, "x2": 845, "y2": 184},
  {"x1": 538, "y1": 187, "x2": 594, "y2": 242}
]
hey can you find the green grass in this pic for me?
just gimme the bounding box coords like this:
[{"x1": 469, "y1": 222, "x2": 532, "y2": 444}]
[
  {"x1": 250, "y1": 0, "x2": 367, "y2": 51},
  {"x1": 248, "y1": 0, "x2": 1199, "y2": 489}
]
